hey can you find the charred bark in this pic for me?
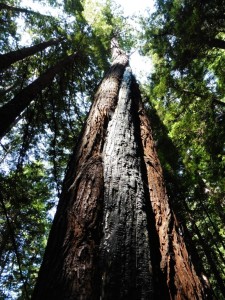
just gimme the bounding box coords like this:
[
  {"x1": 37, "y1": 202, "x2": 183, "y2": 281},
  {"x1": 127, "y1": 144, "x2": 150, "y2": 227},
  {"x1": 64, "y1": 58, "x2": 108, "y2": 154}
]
[
  {"x1": 0, "y1": 38, "x2": 63, "y2": 70},
  {"x1": 100, "y1": 68, "x2": 153, "y2": 299},
  {"x1": 32, "y1": 47, "x2": 210, "y2": 299},
  {"x1": 0, "y1": 52, "x2": 78, "y2": 140}
]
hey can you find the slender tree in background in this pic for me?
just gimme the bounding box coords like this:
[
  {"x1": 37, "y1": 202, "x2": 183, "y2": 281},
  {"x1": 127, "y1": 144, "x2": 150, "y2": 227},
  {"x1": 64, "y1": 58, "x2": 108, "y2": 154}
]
[
  {"x1": 32, "y1": 40, "x2": 210, "y2": 299},
  {"x1": 0, "y1": 38, "x2": 63, "y2": 70},
  {"x1": 0, "y1": 51, "x2": 79, "y2": 139}
]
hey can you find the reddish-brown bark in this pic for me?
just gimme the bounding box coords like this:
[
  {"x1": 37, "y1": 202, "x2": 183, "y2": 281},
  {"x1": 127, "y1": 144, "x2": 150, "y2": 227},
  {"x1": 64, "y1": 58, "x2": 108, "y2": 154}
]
[{"x1": 136, "y1": 88, "x2": 209, "y2": 298}]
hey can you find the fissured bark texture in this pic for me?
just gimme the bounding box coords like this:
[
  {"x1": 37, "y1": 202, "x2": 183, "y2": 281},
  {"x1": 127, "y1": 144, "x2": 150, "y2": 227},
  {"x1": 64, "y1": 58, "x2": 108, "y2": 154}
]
[
  {"x1": 100, "y1": 68, "x2": 153, "y2": 299},
  {"x1": 134, "y1": 80, "x2": 208, "y2": 299},
  {"x1": 32, "y1": 50, "x2": 210, "y2": 299}
]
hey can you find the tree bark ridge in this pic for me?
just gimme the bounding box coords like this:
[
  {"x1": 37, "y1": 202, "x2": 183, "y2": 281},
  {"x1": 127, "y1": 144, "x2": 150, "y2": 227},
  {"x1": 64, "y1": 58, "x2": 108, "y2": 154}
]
[
  {"x1": 134, "y1": 80, "x2": 209, "y2": 299},
  {"x1": 100, "y1": 67, "x2": 153, "y2": 299}
]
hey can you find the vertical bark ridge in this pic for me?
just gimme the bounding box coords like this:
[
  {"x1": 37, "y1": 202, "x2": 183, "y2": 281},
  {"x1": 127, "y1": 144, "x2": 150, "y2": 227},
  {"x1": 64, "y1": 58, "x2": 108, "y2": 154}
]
[
  {"x1": 100, "y1": 67, "x2": 153, "y2": 299},
  {"x1": 32, "y1": 54, "x2": 128, "y2": 300},
  {"x1": 133, "y1": 79, "x2": 209, "y2": 299}
]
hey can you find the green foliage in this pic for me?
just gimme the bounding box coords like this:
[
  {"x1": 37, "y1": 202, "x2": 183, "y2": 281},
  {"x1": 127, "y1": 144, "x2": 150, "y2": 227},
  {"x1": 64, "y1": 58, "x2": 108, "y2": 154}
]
[
  {"x1": 0, "y1": 162, "x2": 51, "y2": 299},
  {"x1": 83, "y1": 0, "x2": 135, "y2": 58}
]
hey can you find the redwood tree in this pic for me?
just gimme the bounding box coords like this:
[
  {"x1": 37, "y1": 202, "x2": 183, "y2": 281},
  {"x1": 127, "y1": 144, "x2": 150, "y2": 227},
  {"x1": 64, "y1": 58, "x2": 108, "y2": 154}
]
[{"x1": 32, "y1": 42, "x2": 210, "y2": 299}]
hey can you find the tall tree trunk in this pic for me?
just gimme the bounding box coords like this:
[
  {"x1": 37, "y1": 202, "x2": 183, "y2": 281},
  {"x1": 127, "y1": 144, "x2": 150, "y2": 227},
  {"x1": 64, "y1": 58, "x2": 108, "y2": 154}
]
[
  {"x1": 0, "y1": 52, "x2": 78, "y2": 140},
  {"x1": 32, "y1": 48, "x2": 210, "y2": 299},
  {"x1": 137, "y1": 91, "x2": 210, "y2": 299},
  {"x1": 0, "y1": 38, "x2": 63, "y2": 70}
]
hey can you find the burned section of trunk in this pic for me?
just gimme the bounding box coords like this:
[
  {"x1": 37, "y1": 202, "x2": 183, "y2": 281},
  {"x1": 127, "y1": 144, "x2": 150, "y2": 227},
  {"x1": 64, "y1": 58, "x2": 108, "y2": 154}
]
[
  {"x1": 100, "y1": 67, "x2": 153, "y2": 299},
  {"x1": 32, "y1": 53, "x2": 128, "y2": 300},
  {"x1": 134, "y1": 79, "x2": 210, "y2": 299}
]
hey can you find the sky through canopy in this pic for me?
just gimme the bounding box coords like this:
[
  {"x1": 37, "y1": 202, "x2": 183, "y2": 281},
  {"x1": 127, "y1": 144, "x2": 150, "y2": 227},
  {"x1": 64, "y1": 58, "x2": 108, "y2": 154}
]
[{"x1": 19, "y1": 0, "x2": 154, "y2": 82}]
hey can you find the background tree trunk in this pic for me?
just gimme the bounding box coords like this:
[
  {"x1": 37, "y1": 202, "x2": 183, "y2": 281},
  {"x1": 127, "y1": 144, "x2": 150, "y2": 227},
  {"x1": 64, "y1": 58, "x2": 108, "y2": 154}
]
[
  {"x1": 32, "y1": 50, "x2": 210, "y2": 299},
  {"x1": 0, "y1": 38, "x2": 63, "y2": 70},
  {"x1": 0, "y1": 51, "x2": 78, "y2": 140}
]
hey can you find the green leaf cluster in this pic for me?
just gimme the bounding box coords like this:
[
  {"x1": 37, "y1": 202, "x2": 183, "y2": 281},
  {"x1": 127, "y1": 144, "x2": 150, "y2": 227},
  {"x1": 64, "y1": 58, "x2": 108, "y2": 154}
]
[{"x1": 0, "y1": 162, "x2": 51, "y2": 299}]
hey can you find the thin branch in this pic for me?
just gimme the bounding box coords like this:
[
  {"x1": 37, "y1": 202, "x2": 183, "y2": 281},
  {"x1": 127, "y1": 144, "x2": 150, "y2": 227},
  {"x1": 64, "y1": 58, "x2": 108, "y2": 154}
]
[
  {"x1": 182, "y1": 88, "x2": 225, "y2": 107},
  {"x1": 207, "y1": 38, "x2": 225, "y2": 50}
]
